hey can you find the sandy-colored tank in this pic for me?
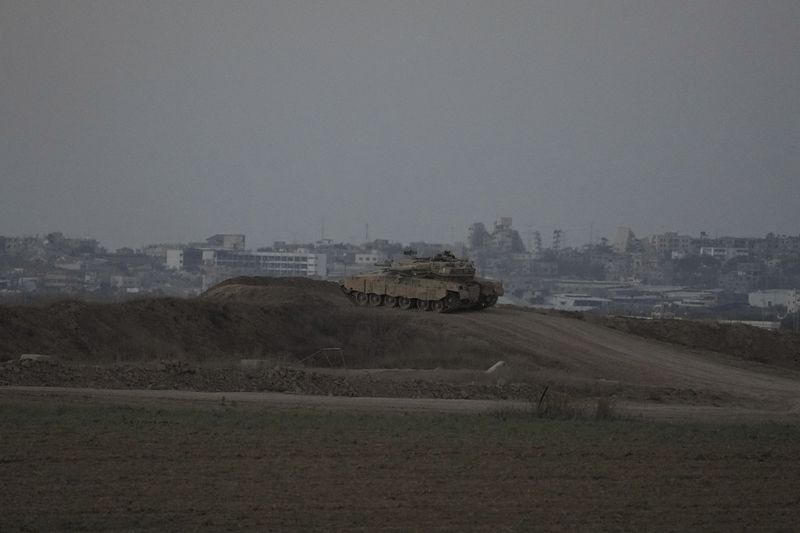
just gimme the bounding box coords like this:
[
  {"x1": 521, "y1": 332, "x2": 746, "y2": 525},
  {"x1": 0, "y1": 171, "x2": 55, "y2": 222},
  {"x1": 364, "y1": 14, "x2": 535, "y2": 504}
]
[{"x1": 340, "y1": 251, "x2": 503, "y2": 312}]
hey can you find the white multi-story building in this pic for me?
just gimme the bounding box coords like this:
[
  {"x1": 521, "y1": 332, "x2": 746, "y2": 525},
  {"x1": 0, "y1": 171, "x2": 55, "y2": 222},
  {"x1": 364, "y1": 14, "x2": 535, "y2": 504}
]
[
  {"x1": 165, "y1": 249, "x2": 184, "y2": 270},
  {"x1": 354, "y1": 251, "x2": 387, "y2": 266},
  {"x1": 649, "y1": 232, "x2": 692, "y2": 255},
  {"x1": 748, "y1": 289, "x2": 799, "y2": 311},
  {"x1": 212, "y1": 250, "x2": 327, "y2": 277},
  {"x1": 700, "y1": 247, "x2": 749, "y2": 261},
  {"x1": 168, "y1": 248, "x2": 327, "y2": 278}
]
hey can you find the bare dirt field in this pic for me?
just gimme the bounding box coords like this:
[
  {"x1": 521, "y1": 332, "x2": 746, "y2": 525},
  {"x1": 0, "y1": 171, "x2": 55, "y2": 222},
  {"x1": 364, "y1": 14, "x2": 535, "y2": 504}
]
[
  {"x1": 3, "y1": 277, "x2": 800, "y2": 530},
  {"x1": 2, "y1": 392, "x2": 800, "y2": 532}
]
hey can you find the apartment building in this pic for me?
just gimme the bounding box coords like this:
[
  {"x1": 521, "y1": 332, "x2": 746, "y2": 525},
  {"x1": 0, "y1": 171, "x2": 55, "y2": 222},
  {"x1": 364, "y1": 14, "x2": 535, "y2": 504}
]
[{"x1": 212, "y1": 249, "x2": 327, "y2": 277}]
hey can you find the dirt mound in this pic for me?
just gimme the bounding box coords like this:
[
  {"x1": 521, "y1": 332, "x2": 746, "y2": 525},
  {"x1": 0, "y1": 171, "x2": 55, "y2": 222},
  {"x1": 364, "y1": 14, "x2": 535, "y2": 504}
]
[
  {"x1": 0, "y1": 289, "x2": 501, "y2": 370},
  {"x1": 202, "y1": 276, "x2": 351, "y2": 308},
  {"x1": 0, "y1": 298, "x2": 273, "y2": 362},
  {"x1": 589, "y1": 315, "x2": 800, "y2": 369},
  {"x1": 3, "y1": 284, "x2": 800, "y2": 413}
]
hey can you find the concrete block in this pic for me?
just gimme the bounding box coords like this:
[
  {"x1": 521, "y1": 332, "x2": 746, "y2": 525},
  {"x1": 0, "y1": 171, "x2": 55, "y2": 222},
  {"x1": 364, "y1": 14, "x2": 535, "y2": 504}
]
[
  {"x1": 485, "y1": 360, "x2": 507, "y2": 374},
  {"x1": 19, "y1": 354, "x2": 54, "y2": 362}
]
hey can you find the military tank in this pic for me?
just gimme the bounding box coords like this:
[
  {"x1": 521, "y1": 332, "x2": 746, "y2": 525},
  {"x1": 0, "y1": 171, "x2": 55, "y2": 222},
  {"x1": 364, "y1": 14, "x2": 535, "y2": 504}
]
[{"x1": 340, "y1": 251, "x2": 503, "y2": 312}]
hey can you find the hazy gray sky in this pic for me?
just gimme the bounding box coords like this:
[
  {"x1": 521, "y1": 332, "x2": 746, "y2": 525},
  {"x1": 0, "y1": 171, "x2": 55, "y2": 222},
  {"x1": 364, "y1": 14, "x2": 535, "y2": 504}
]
[{"x1": 1, "y1": 1, "x2": 798, "y2": 249}]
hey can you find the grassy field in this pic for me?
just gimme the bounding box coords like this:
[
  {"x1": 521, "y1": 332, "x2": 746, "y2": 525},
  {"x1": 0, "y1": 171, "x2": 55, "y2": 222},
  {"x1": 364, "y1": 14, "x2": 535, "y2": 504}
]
[{"x1": 2, "y1": 399, "x2": 800, "y2": 531}]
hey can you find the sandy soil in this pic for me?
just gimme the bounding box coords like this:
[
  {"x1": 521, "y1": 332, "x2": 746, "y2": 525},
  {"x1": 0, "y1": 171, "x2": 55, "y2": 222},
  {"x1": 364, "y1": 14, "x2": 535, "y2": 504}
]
[{"x1": 3, "y1": 394, "x2": 800, "y2": 532}]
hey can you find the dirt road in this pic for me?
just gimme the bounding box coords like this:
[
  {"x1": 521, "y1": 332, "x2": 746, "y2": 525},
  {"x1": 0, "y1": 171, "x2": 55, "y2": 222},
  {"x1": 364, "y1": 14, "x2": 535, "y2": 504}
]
[
  {"x1": 0, "y1": 386, "x2": 529, "y2": 414},
  {"x1": 454, "y1": 308, "x2": 800, "y2": 412},
  {"x1": 3, "y1": 385, "x2": 799, "y2": 422}
]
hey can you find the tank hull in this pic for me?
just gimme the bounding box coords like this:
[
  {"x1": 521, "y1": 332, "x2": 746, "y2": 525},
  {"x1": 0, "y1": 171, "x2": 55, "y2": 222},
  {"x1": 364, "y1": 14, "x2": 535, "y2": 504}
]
[{"x1": 340, "y1": 260, "x2": 503, "y2": 313}]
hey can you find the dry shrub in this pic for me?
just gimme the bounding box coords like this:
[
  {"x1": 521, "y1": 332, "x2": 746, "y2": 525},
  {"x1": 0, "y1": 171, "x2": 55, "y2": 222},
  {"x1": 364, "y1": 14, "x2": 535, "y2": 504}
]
[
  {"x1": 533, "y1": 387, "x2": 617, "y2": 420},
  {"x1": 535, "y1": 389, "x2": 584, "y2": 419},
  {"x1": 594, "y1": 397, "x2": 615, "y2": 420}
]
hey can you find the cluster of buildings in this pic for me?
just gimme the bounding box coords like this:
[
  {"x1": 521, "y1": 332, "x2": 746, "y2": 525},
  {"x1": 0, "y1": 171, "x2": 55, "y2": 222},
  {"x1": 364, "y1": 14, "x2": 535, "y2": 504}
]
[
  {"x1": 0, "y1": 233, "x2": 201, "y2": 299},
  {"x1": 2, "y1": 223, "x2": 799, "y2": 329},
  {"x1": 0, "y1": 232, "x2": 451, "y2": 300},
  {"x1": 164, "y1": 235, "x2": 326, "y2": 288},
  {"x1": 466, "y1": 220, "x2": 800, "y2": 326}
]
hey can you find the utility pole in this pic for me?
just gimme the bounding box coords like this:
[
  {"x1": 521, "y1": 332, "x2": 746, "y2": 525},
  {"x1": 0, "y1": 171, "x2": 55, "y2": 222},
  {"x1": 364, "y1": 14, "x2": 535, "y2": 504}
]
[{"x1": 794, "y1": 291, "x2": 800, "y2": 333}]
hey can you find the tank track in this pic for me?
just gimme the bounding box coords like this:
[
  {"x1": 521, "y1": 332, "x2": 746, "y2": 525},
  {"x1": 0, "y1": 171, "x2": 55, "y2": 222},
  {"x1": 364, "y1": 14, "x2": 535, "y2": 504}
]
[{"x1": 342, "y1": 287, "x2": 498, "y2": 313}]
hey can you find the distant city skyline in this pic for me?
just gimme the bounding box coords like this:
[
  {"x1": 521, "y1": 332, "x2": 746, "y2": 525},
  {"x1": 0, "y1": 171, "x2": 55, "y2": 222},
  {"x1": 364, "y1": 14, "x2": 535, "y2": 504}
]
[{"x1": 3, "y1": 223, "x2": 798, "y2": 254}]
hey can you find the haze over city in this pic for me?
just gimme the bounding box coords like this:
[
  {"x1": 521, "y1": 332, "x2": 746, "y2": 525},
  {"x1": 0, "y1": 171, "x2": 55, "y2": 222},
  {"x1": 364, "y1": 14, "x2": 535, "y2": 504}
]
[{"x1": 1, "y1": 1, "x2": 798, "y2": 249}]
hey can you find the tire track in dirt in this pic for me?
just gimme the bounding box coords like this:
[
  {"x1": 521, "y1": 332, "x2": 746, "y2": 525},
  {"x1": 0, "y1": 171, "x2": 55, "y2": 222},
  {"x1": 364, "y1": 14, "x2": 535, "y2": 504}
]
[
  {"x1": 0, "y1": 386, "x2": 529, "y2": 414},
  {"x1": 3, "y1": 386, "x2": 799, "y2": 422},
  {"x1": 452, "y1": 309, "x2": 800, "y2": 410}
]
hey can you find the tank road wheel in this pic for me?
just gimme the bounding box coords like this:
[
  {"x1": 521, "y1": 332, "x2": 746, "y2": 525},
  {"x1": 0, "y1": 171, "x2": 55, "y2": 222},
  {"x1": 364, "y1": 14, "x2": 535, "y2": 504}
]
[
  {"x1": 398, "y1": 297, "x2": 413, "y2": 310},
  {"x1": 416, "y1": 299, "x2": 431, "y2": 312},
  {"x1": 355, "y1": 292, "x2": 369, "y2": 306},
  {"x1": 445, "y1": 294, "x2": 461, "y2": 311},
  {"x1": 368, "y1": 293, "x2": 383, "y2": 307},
  {"x1": 383, "y1": 296, "x2": 397, "y2": 308},
  {"x1": 431, "y1": 299, "x2": 446, "y2": 313}
]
